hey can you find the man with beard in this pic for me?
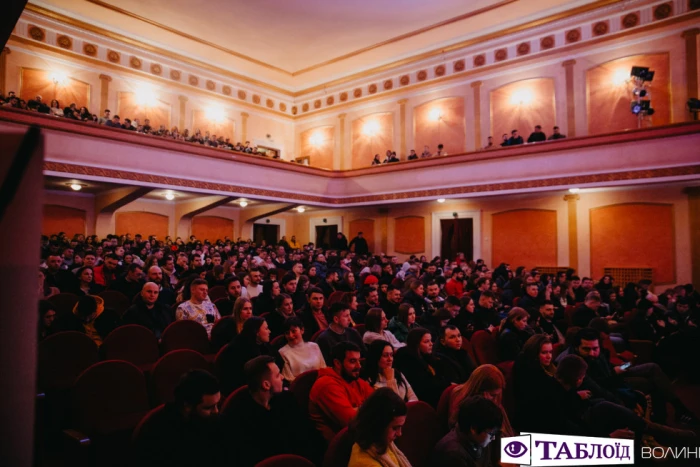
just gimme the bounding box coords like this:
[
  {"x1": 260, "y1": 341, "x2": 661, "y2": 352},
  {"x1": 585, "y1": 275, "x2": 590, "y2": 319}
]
[
  {"x1": 424, "y1": 281, "x2": 446, "y2": 313},
  {"x1": 122, "y1": 282, "x2": 172, "y2": 339},
  {"x1": 309, "y1": 342, "x2": 374, "y2": 442},
  {"x1": 382, "y1": 285, "x2": 404, "y2": 319},
  {"x1": 536, "y1": 300, "x2": 565, "y2": 345},
  {"x1": 133, "y1": 370, "x2": 222, "y2": 467}
]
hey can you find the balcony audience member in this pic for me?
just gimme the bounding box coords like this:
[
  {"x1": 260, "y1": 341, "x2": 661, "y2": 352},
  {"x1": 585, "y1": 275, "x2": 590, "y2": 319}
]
[
  {"x1": 279, "y1": 317, "x2": 326, "y2": 382},
  {"x1": 225, "y1": 355, "x2": 317, "y2": 466},
  {"x1": 436, "y1": 143, "x2": 447, "y2": 156},
  {"x1": 175, "y1": 279, "x2": 221, "y2": 337},
  {"x1": 104, "y1": 114, "x2": 121, "y2": 128},
  {"x1": 483, "y1": 136, "x2": 494, "y2": 149},
  {"x1": 434, "y1": 325, "x2": 476, "y2": 384},
  {"x1": 500, "y1": 134, "x2": 509, "y2": 147},
  {"x1": 309, "y1": 341, "x2": 374, "y2": 441},
  {"x1": 394, "y1": 328, "x2": 450, "y2": 407},
  {"x1": 97, "y1": 109, "x2": 110, "y2": 124},
  {"x1": 497, "y1": 307, "x2": 534, "y2": 362},
  {"x1": 431, "y1": 396, "x2": 503, "y2": 467},
  {"x1": 363, "y1": 307, "x2": 406, "y2": 349},
  {"x1": 507, "y1": 129, "x2": 524, "y2": 145},
  {"x1": 548, "y1": 126, "x2": 567, "y2": 140},
  {"x1": 527, "y1": 125, "x2": 547, "y2": 143},
  {"x1": 63, "y1": 102, "x2": 78, "y2": 119},
  {"x1": 388, "y1": 303, "x2": 419, "y2": 343},
  {"x1": 421, "y1": 145, "x2": 432, "y2": 158},
  {"x1": 348, "y1": 388, "x2": 412, "y2": 466},
  {"x1": 316, "y1": 302, "x2": 366, "y2": 365},
  {"x1": 49, "y1": 99, "x2": 63, "y2": 117},
  {"x1": 122, "y1": 282, "x2": 173, "y2": 339},
  {"x1": 133, "y1": 369, "x2": 222, "y2": 467},
  {"x1": 407, "y1": 149, "x2": 419, "y2": 160}
]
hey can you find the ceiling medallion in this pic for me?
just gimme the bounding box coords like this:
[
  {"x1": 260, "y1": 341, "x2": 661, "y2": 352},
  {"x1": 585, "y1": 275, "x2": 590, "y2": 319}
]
[
  {"x1": 189, "y1": 75, "x2": 199, "y2": 86},
  {"x1": 252, "y1": 95, "x2": 261, "y2": 104},
  {"x1": 57, "y1": 35, "x2": 72, "y2": 50},
  {"x1": 353, "y1": 88, "x2": 362, "y2": 98},
  {"x1": 540, "y1": 36, "x2": 555, "y2": 50},
  {"x1": 383, "y1": 80, "x2": 393, "y2": 90},
  {"x1": 170, "y1": 70, "x2": 181, "y2": 80},
  {"x1": 417, "y1": 70, "x2": 428, "y2": 81},
  {"x1": 130, "y1": 56, "x2": 142, "y2": 69},
  {"x1": 565, "y1": 28, "x2": 581, "y2": 44},
  {"x1": 326, "y1": 96, "x2": 335, "y2": 105},
  {"x1": 473, "y1": 55, "x2": 486, "y2": 67},
  {"x1": 238, "y1": 90, "x2": 246, "y2": 100},
  {"x1": 150, "y1": 63, "x2": 162, "y2": 75},
  {"x1": 28, "y1": 26, "x2": 45, "y2": 42},
  {"x1": 266, "y1": 99, "x2": 275, "y2": 108},
  {"x1": 653, "y1": 3, "x2": 672, "y2": 20},
  {"x1": 592, "y1": 21, "x2": 609, "y2": 36},
  {"x1": 279, "y1": 103, "x2": 287, "y2": 112},
  {"x1": 453, "y1": 60, "x2": 465, "y2": 72},
  {"x1": 313, "y1": 99, "x2": 321, "y2": 108},
  {"x1": 291, "y1": 106, "x2": 298, "y2": 115},
  {"x1": 368, "y1": 84, "x2": 378, "y2": 94},
  {"x1": 516, "y1": 42, "x2": 530, "y2": 56},
  {"x1": 107, "y1": 50, "x2": 121, "y2": 63},
  {"x1": 621, "y1": 12, "x2": 639, "y2": 29},
  {"x1": 434, "y1": 65, "x2": 446, "y2": 77},
  {"x1": 339, "y1": 92, "x2": 348, "y2": 102},
  {"x1": 222, "y1": 85, "x2": 232, "y2": 96},
  {"x1": 83, "y1": 43, "x2": 97, "y2": 56},
  {"x1": 302, "y1": 103, "x2": 309, "y2": 112},
  {"x1": 399, "y1": 75, "x2": 410, "y2": 85},
  {"x1": 494, "y1": 48, "x2": 508, "y2": 62},
  {"x1": 206, "y1": 80, "x2": 216, "y2": 90}
]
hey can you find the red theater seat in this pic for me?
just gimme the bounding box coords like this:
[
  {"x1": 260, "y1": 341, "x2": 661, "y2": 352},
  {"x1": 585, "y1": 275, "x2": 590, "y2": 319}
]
[
  {"x1": 395, "y1": 401, "x2": 442, "y2": 467},
  {"x1": 100, "y1": 325, "x2": 159, "y2": 370},
  {"x1": 255, "y1": 454, "x2": 316, "y2": 467},
  {"x1": 160, "y1": 320, "x2": 212, "y2": 356},
  {"x1": 150, "y1": 349, "x2": 210, "y2": 405},
  {"x1": 98, "y1": 290, "x2": 132, "y2": 317},
  {"x1": 38, "y1": 331, "x2": 99, "y2": 392},
  {"x1": 471, "y1": 330, "x2": 499, "y2": 365},
  {"x1": 322, "y1": 427, "x2": 353, "y2": 467},
  {"x1": 436, "y1": 384, "x2": 457, "y2": 434},
  {"x1": 47, "y1": 292, "x2": 80, "y2": 315},
  {"x1": 207, "y1": 286, "x2": 228, "y2": 302}
]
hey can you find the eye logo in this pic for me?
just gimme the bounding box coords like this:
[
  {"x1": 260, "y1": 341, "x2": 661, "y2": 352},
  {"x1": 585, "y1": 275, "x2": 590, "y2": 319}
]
[{"x1": 504, "y1": 441, "x2": 528, "y2": 458}]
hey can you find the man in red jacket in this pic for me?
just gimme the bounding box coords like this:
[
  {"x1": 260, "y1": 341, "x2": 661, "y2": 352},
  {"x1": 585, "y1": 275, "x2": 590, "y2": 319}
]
[{"x1": 309, "y1": 341, "x2": 373, "y2": 441}]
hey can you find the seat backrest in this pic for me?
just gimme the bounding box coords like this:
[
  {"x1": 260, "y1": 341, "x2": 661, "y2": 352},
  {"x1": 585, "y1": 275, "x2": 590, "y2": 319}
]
[
  {"x1": 101, "y1": 324, "x2": 159, "y2": 367},
  {"x1": 353, "y1": 324, "x2": 366, "y2": 337},
  {"x1": 565, "y1": 305, "x2": 577, "y2": 326},
  {"x1": 310, "y1": 329, "x2": 324, "y2": 342},
  {"x1": 322, "y1": 427, "x2": 354, "y2": 467},
  {"x1": 436, "y1": 384, "x2": 457, "y2": 434},
  {"x1": 496, "y1": 360, "x2": 516, "y2": 423},
  {"x1": 290, "y1": 369, "x2": 318, "y2": 419},
  {"x1": 327, "y1": 291, "x2": 345, "y2": 306},
  {"x1": 395, "y1": 401, "x2": 442, "y2": 467},
  {"x1": 47, "y1": 292, "x2": 80, "y2": 315},
  {"x1": 71, "y1": 360, "x2": 150, "y2": 435},
  {"x1": 132, "y1": 403, "x2": 165, "y2": 443},
  {"x1": 208, "y1": 286, "x2": 228, "y2": 302},
  {"x1": 221, "y1": 385, "x2": 249, "y2": 415},
  {"x1": 512, "y1": 297, "x2": 520, "y2": 307},
  {"x1": 150, "y1": 349, "x2": 210, "y2": 405},
  {"x1": 552, "y1": 342, "x2": 565, "y2": 360},
  {"x1": 256, "y1": 454, "x2": 316, "y2": 467},
  {"x1": 160, "y1": 319, "x2": 212, "y2": 355},
  {"x1": 271, "y1": 334, "x2": 287, "y2": 350},
  {"x1": 209, "y1": 316, "x2": 235, "y2": 351},
  {"x1": 38, "y1": 331, "x2": 99, "y2": 391},
  {"x1": 461, "y1": 337, "x2": 477, "y2": 363},
  {"x1": 470, "y1": 330, "x2": 498, "y2": 365},
  {"x1": 97, "y1": 290, "x2": 132, "y2": 316}
]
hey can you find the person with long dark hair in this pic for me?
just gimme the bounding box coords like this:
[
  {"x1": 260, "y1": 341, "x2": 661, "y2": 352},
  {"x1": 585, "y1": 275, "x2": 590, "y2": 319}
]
[
  {"x1": 38, "y1": 300, "x2": 57, "y2": 340},
  {"x1": 394, "y1": 328, "x2": 450, "y2": 407},
  {"x1": 348, "y1": 388, "x2": 412, "y2": 466},
  {"x1": 497, "y1": 307, "x2": 534, "y2": 361},
  {"x1": 388, "y1": 303, "x2": 419, "y2": 343},
  {"x1": 362, "y1": 340, "x2": 417, "y2": 402},
  {"x1": 253, "y1": 280, "x2": 280, "y2": 315}
]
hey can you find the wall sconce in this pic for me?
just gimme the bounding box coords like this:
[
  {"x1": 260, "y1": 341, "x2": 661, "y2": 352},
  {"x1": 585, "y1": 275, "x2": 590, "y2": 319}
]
[
  {"x1": 611, "y1": 69, "x2": 629, "y2": 86},
  {"x1": 49, "y1": 71, "x2": 68, "y2": 86},
  {"x1": 135, "y1": 86, "x2": 158, "y2": 107},
  {"x1": 362, "y1": 120, "x2": 380, "y2": 137},
  {"x1": 428, "y1": 108, "x2": 443, "y2": 122},
  {"x1": 309, "y1": 132, "x2": 324, "y2": 146},
  {"x1": 510, "y1": 89, "x2": 533, "y2": 106}
]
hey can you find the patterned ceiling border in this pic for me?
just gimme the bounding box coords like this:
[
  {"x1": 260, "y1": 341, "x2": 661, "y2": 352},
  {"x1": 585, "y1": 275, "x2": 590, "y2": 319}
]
[{"x1": 43, "y1": 161, "x2": 700, "y2": 207}]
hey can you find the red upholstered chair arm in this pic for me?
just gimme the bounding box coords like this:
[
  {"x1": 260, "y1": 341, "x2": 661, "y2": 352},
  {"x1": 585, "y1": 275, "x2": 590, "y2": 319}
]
[{"x1": 628, "y1": 340, "x2": 654, "y2": 364}]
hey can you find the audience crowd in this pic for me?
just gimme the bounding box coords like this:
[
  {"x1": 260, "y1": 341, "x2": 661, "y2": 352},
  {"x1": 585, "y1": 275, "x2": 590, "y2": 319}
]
[{"x1": 37, "y1": 229, "x2": 700, "y2": 466}]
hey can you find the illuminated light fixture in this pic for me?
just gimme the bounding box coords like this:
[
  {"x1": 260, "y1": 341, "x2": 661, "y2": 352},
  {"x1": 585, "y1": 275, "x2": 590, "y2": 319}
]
[
  {"x1": 205, "y1": 105, "x2": 225, "y2": 123},
  {"x1": 239, "y1": 200, "x2": 248, "y2": 208},
  {"x1": 510, "y1": 89, "x2": 533, "y2": 106},
  {"x1": 568, "y1": 188, "x2": 580, "y2": 193},
  {"x1": 612, "y1": 69, "x2": 628, "y2": 86},
  {"x1": 70, "y1": 183, "x2": 83, "y2": 191},
  {"x1": 49, "y1": 71, "x2": 68, "y2": 86},
  {"x1": 164, "y1": 190, "x2": 175, "y2": 201},
  {"x1": 296, "y1": 206, "x2": 306, "y2": 213},
  {"x1": 437, "y1": 198, "x2": 446, "y2": 203},
  {"x1": 428, "y1": 108, "x2": 442, "y2": 122},
  {"x1": 134, "y1": 86, "x2": 157, "y2": 107},
  {"x1": 362, "y1": 120, "x2": 380, "y2": 137},
  {"x1": 308, "y1": 132, "x2": 324, "y2": 146}
]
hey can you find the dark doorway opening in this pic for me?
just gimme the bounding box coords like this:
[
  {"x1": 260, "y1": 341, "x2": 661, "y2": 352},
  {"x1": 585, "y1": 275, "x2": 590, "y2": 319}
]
[
  {"x1": 440, "y1": 218, "x2": 473, "y2": 261},
  {"x1": 253, "y1": 224, "x2": 279, "y2": 247},
  {"x1": 315, "y1": 224, "x2": 338, "y2": 250}
]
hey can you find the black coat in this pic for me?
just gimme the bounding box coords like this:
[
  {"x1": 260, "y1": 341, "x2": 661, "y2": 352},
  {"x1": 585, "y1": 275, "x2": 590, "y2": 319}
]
[
  {"x1": 348, "y1": 236, "x2": 369, "y2": 255},
  {"x1": 217, "y1": 338, "x2": 278, "y2": 396},
  {"x1": 122, "y1": 298, "x2": 173, "y2": 339},
  {"x1": 402, "y1": 291, "x2": 430, "y2": 317},
  {"x1": 434, "y1": 346, "x2": 476, "y2": 384},
  {"x1": 394, "y1": 348, "x2": 450, "y2": 408},
  {"x1": 498, "y1": 327, "x2": 535, "y2": 362}
]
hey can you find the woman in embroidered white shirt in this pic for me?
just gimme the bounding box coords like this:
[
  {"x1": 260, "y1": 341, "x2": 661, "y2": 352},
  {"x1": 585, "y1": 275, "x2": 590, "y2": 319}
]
[
  {"x1": 363, "y1": 308, "x2": 406, "y2": 349},
  {"x1": 362, "y1": 340, "x2": 418, "y2": 403},
  {"x1": 279, "y1": 316, "x2": 326, "y2": 382}
]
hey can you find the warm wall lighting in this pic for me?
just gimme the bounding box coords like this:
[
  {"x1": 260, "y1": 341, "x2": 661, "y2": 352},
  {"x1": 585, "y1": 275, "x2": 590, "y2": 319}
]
[
  {"x1": 308, "y1": 132, "x2": 325, "y2": 146},
  {"x1": 205, "y1": 106, "x2": 225, "y2": 122},
  {"x1": 70, "y1": 183, "x2": 82, "y2": 191},
  {"x1": 510, "y1": 89, "x2": 533, "y2": 106},
  {"x1": 428, "y1": 108, "x2": 442, "y2": 122},
  {"x1": 296, "y1": 206, "x2": 306, "y2": 213},
  {"x1": 437, "y1": 198, "x2": 446, "y2": 203},
  {"x1": 568, "y1": 188, "x2": 580, "y2": 193},
  {"x1": 135, "y1": 86, "x2": 157, "y2": 107},
  {"x1": 611, "y1": 69, "x2": 629, "y2": 86},
  {"x1": 362, "y1": 120, "x2": 380, "y2": 137},
  {"x1": 164, "y1": 190, "x2": 175, "y2": 201},
  {"x1": 49, "y1": 71, "x2": 68, "y2": 86},
  {"x1": 239, "y1": 200, "x2": 248, "y2": 208}
]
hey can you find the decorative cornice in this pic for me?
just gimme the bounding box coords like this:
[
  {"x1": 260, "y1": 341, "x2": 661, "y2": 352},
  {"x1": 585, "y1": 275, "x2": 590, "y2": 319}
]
[
  {"x1": 563, "y1": 194, "x2": 580, "y2": 201},
  {"x1": 98, "y1": 73, "x2": 112, "y2": 81},
  {"x1": 562, "y1": 59, "x2": 577, "y2": 67},
  {"x1": 681, "y1": 27, "x2": 700, "y2": 37}
]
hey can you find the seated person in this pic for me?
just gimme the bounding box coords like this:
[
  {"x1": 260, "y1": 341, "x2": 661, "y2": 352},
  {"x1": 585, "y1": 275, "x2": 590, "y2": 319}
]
[
  {"x1": 363, "y1": 307, "x2": 406, "y2": 349},
  {"x1": 267, "y1": 293, "x2": 297, "y2": 339},
  {"x1": 279, "y1": 317, "x2": 326, "y2": 382},
  {"x1": 362, "y1": 340, "x2": 418, "y2": 402},
  {"x1": 431, "y1": 396, "x2": 503, "y2": 467},
  {"x1": 309, "y1": 341, "x2": 374, "y2": 442},
  {"x1": 434, "y1": 325, "x2": 476, "y2": 384},
  {"x1": 387, "y1": 303, "x2": 419, "y2": 343},
  {"x1": 210, "y1": 296, "x2": 252, "y2": 351},
  {"x1": 175, "y1": 279, "x2": 220, "y2": 337},
  {"x1": 315, "y1": 302, "x2": 366, "y2": 365},
  {"x1": 394, "y1": 328, "x2": 450, "y2": 408},
  {"x1": 571, "y1": 292, "x2": 602, "y2": 328},
  {"x1": 38, "y1": 300, "x2": 57, "y2": 341},
  {"x1": 348, "y1": 388, "x2": 412, "y2": 466},
  {"x1": 108, "y1": 263, "x2": 145, "y2": 301},
  {"x1": 215, "y1": 276, "x2": 243, "y2": 316},
  {"x1": 224, "y1": 355, "x2": 318, "y2": 466},
  {"x1": 497, "y1": 307, "x2": 535, "y2": 361},
  {"x1": 299, "y1": 287, "x2": 328, "y2": 341},
  {"x1": 473, "y1": 291, "x2": 500, "y2": 332},
  {"x1": 122, "y1": 282, "x2": 173, "y2": 339},
  {"x1": 53, "y1": 295, "x2": 119, "y2": 346},
  {"x1": 133, "y1": 369, "x2": 222, "y2": 467},
  {"x1": 535, "y1": 300, "x2": 565, "y2": 345}
]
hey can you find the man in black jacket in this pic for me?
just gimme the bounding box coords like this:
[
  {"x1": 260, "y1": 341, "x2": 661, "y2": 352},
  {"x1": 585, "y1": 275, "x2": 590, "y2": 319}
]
[
  {"x1": 109, "y1": 263, "x2": 145, "y2": 301},
  {"x1": 526, "y1": 125, "x2": 547, "y2": 143},
  {"x1": 122, "y1": 282, "x2": 173, "y2": 339},
  {"x1": 537, "y1": 300, "x2": 565, "y2": 344},
  {"x1": 507, "y1": 129, "x2": 524, "y2": 145},
  {"x1": 434, "y1": 325, "x2": 475, "y2": 384},
  {"x1": 348, "y1": 232, "x2": 369, "y2": 255},
  {"x1": 474, "y1": 291, "x2": 500, "y2": 332}
]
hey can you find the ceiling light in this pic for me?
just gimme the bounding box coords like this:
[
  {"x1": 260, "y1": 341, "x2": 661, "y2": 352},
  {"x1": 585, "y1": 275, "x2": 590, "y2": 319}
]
[
  {"x1": 437, "y1": 198, "x2": 446, "y2": 203},
  {"x1": 428, "y1": 108, "x2": 442, "y2": 122},
  {"x1": 510, "y1": 89, "x2": 533, "y2": 106},
  {"x1": 296, "y1": 206, "x2": 306, "y2": 213},
  {"x1": 362, "y1": 120, "x2": 380, "y2": 137},
  {"x1": 49, "y1": 71, "x2": 68, "y2": 86},
  {"x1": 164, "y1": 191, "x2": 175, "y2": 200},
  {"x1": 70, "y1": 183, "x2": 82, "y2": 191},
  {"x1": 568, "y1": 188, "x2": 580, "y2": 193},
  {"x1": 239, "y1": 201, "x2": 248, "y2": 208}
]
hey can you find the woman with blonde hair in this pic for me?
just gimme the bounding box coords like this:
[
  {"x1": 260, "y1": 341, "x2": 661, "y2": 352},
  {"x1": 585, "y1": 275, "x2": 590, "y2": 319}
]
[{"x1": 448, "y1": 364, "x2": 514, "y2": 437}]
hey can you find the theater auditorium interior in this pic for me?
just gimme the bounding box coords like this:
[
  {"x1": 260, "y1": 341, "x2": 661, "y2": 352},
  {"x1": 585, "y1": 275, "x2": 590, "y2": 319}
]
[{"x1": 1, "y1": 0, "x2": 700, "y2": 466}]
